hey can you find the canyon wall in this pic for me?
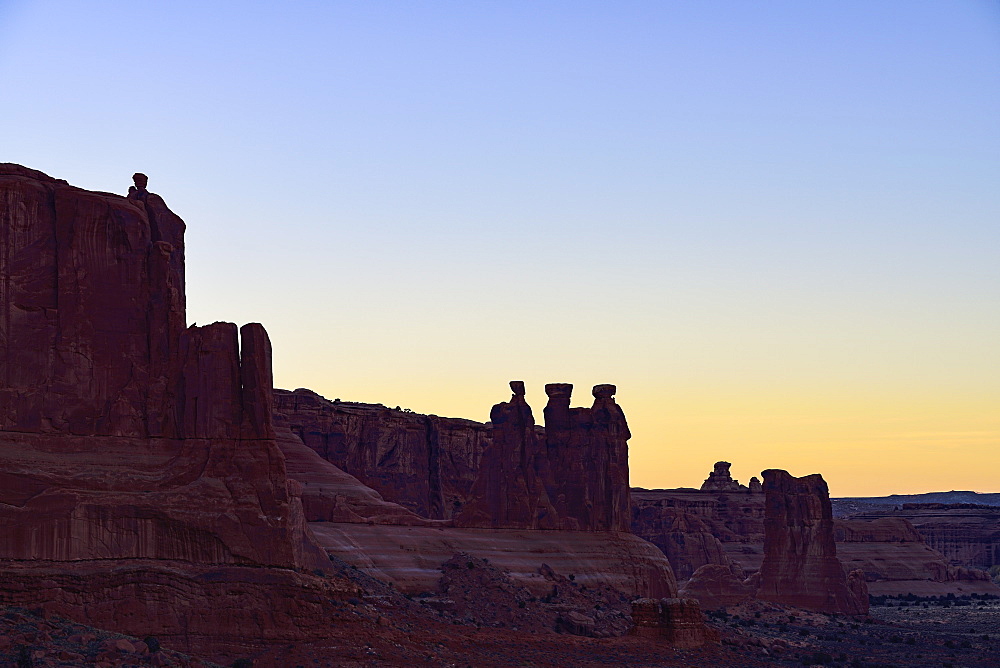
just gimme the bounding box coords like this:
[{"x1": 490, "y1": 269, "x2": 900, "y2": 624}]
[
  {"x1": 844, "y1": 504, "x2": 1000, "y2": 571},
  {"x1": 273, "y1": 387, "x2": 489, "y2": 519},
  {"x1": 0, "y1": 164, "x2": 336, "y2": 659}
]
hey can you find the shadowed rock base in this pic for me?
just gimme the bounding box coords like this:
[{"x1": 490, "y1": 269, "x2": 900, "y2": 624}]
[{"x1": 631, "y1": 598, "x2": 720, "y2": 648}]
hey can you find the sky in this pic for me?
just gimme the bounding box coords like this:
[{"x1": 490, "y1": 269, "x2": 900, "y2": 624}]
[{"x1": 1, "y1": 1, "x2": 997, "y2": 496}]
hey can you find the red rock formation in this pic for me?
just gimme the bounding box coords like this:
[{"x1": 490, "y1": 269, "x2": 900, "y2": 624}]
[
  {"x1": 834, "y1": 518, "x2": 1000, "y2": 596},
  {"x1": 630, "y1": 598, "x2": 719, "y2": 648},
  {"x1": 0, "y1": 165, "x2": 328, "y2": 658},
  {"x1": 544, "y1": 383, "x2": 631, "y2": 532},
  {"x1": 847, "y1": 503, "x2": 1000, "y2": 572},
  {"x1": 274, "y1": 388, "x2": 490, "y2": 519},
  {"x1": 630, "y1": 503, "x2": 732, "y2": 580},
  {"x1": 678, "y1": 564, "x2": 755, "y2": 610},
  {"x1": 757, "y1": 469, "x2": 867, "y2": 615},
  {"x1": 700, "y1": 461, "x2": 746, "y2": 492},
  {"x1": 455, "y1": 381, "x2": 558, "y2": 529},
  {"x1": 309, "y1": 522, "x2": 680, "y2": 599},
  {"x1": 274, "y1": 419, "x2": 434, "y2": 526},
  {"x1": 631, "y1": 487, "x2": 766, "y2": 577},
  {"x1": 0, "y1": 561, "x2": 358, "y2": 659}
]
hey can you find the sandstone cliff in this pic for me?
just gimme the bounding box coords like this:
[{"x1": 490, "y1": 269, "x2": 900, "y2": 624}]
[
  {"x1": 756, "y1": 469, "x2": 868, "y2": 615},
  {"x1": 274, "y1": 387, "x2": 490, "y2": 519},
  {"x1": 0, "y1": 164, "x2": 337, "y2": 659},
  {"x1": 456, "y1": 381, "x2": 632, "y2": 531},
  {"x1": 844, "y1": 503, "x2": 1000, "y2": 572}
]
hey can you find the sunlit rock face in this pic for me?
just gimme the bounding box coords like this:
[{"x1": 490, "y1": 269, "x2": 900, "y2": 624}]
[
  {"x1": 0, "y1": 164, "x2": 330, "y2": 658},
  {"x1": 756, "y1": 469, "x2": 868, "y2": 615}
]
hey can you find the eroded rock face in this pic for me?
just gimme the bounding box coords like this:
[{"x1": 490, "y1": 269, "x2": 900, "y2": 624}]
[
  {"x1": 847, "y1": 504, "x2": 1000, "y2": 572},
  {"x1": 273, "y1": 388, "x2": 490, "y2": 519},
  {"x1": 455, "y1": 381, "x2": 558, "y2": 529},
  {"x1": 678, "y1": 564, "x2": 755, "y2": 610},
  {"x1": 834, "y1": 517, "x2": 999, "y2": 596},
  {"x1": 757, "y1": 469, "x2": 867, "y2": 615},
  {"x1": 630, "y1": 598, "x2": 719, "y2": 647},
  {"x1": 700, "y1": 461, "x2": 745, "y2": 492},
  {"x1": 630, "y1": 503, "x2": 732, "y2": 580},
  {"x1": 309, "y1": 522, "x2": 678, "y2": 599},
  {"x1": 0, "y1": 165, "x2": 327, "y2": 657},
  {"x1": 631, "y1": 487, "x2": 765, "y2": 579},
  {"x1": 543, "y1": 383, "x2": 631, "y2": 532}
]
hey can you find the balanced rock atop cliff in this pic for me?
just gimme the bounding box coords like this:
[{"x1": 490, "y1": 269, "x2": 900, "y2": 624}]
[
  {"x1": 455, "y1": 381, "x2": 632, "y2": 531},
  {"x1": 0, "y1": 166, "x2": 330, "y2": 656},
  {"x1": 700, "y1": 461, "x2": 752, "y2": 492},
  {"x1": 757, "y1": 469, "x2": 868, "y2": 615},
  {"x1": 454, "y1": 381, "x2": 558, "y2": 529}
]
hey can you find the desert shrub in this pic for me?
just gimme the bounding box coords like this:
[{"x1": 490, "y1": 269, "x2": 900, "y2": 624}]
[{"x1": 144, "y1": 636, "x2": 161, "y2": 652}]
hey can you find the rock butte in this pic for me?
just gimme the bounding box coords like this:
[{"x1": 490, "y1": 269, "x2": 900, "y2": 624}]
[
  {"x1": 8, "y1": 165, "x2": 994, "y2": 662},
  {"x1": 1, "y1": 164, "x2": 717, "y2": 660},
  {"x1": 632, "y1": 463, "x2": 1000, "y2": 600}
]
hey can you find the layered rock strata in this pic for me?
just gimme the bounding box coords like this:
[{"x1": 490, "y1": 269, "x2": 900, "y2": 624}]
[
  {"x1": 273, "y1": 387, "x2": 490, "y2": 519},
  {"x1": 756, "y1": 469, "x2": 868, "y2": 615},
  {"x1": 845, "y1": 504, "x2": 1000, "y2": 571},
  {"x1": 0, "y1": 165, "x2": 329, "y2": 659},
  {"x1": 631, "y1": 486, "x2": 765, "y2": 579},
  {"x1": 308, "y1": 523, "x2": 678, "y2": 598},
  {"x1": 834, "y1": 517, "x2": 998, "y2": 595},
  {"x1": 630, "y1": 598, "x2": 720, "y2": 648}
]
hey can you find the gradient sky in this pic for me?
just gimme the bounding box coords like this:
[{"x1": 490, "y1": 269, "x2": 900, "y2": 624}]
[{"x1": 2, "y1": 1, "x2": 997, "y2": 495}]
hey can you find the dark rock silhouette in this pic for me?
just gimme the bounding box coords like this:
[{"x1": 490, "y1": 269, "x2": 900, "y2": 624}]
[
  {"x1": 700, "y1": 461, "x2": 746, "y2": 492},
  {"x1": 455, "y1": 381, "x2": 558, "y2": 528},
  {"x1": 756, "y1": 469, "x2": 868, "y2": 614},
  {"x1": 543, "y1": 383, "x2": 632, "y2": 532}
]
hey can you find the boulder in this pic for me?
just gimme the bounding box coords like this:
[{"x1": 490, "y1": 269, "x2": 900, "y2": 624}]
[{"x1": 630, "y1": 598, "x2": 719, "y2": 647}]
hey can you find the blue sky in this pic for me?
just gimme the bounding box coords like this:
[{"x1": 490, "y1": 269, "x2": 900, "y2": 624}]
[{"x1": 2, "y1": 1, "x2": 998, "y2": 493}]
